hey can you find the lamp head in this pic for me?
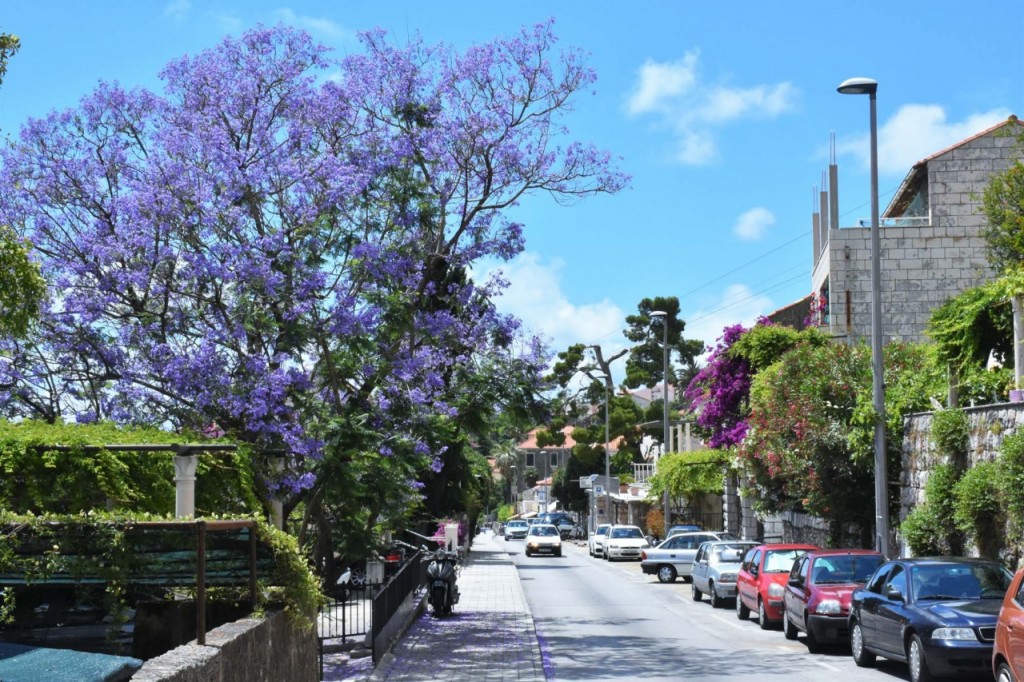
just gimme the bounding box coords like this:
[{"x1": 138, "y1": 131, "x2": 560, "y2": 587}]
[
  {"x1": 837, "y1": 77, "x2": 878, "y2": 96},
  {"x1": 650, "y1": 310, "x2": 667, "y2": 318}
]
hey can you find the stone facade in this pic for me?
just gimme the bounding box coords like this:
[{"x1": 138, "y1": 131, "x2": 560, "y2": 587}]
[{"x1": 811, "y1": 117, "x2": 1022, "y2": 343}]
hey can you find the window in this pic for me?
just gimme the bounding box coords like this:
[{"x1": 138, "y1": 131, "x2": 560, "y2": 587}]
[
  {"x1": 866, "y1": 564, "x2": 892, "y2": 594},
  {"x1": 525, "y1": 452, "x2": 534, "y2": 467},
  {"x1": 886, "y1": 565, "x2": 907, "y2": 598},
  {"x1": 550, "y1": 451, "x2": 559, "y2": 467},
  {"x1": 1015, "y1": 576, "x2": 1024, "y2": 606},
  {"x1": 790, "y1": 557, "x2": 806, "y2": 584}
]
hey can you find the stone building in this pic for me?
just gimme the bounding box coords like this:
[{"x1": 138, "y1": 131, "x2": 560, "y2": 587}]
[{"x1": 809, "y1": 116, "x2": 1022, "y2": 343}]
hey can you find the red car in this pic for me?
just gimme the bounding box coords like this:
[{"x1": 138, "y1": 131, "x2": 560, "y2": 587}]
[
  {"x1": 736, "y1": 543, "x2": 817, "y2": 629},
  {"x1": 994, "y1": 567, "x2": 1024, "y2": 682},
  {"x1": 781, "y1": 549, "x2": 884, "y2": 651}
]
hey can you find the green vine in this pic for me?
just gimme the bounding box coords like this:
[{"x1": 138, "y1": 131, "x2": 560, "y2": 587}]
[
  {"x1": 649, "y1": 449, "x2": 730, "y2": 500},
  {"x1": 0, "y1": 420, "x2": 260, "y2": 516},
  {"x1": 952, "y1": 461, "x2": 1004, "y2": 559},
  {"x1": 0, "y1": 512, "x2": 322, "y2": 632}
]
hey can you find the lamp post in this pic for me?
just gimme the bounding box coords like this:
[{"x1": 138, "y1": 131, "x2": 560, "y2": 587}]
[
  {"x1": 593, "y1": 373, "x2": 612, "y2": 526},
  {"x1": 650, "y1": 310, "x2": 671, "y2": 532},
  {"x1": 837, "y1": 76, "x2": 890, "y2": 558}
]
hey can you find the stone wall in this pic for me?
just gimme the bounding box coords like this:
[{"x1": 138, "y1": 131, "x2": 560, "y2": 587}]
[
  {"x1": 901, "y1": 402, "x2": 1024, "y2": 515},
  {"x1": 131, "y1": 610, "x2": 317, "y2": 682}
]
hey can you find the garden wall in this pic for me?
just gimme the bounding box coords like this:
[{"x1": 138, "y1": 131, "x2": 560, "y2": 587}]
[
  {"x1": 900, "y1": 401, "x2": 1024, "y2": 554},
  {"x1": 130, "y1": 610, "x2": 316, "y2": 682}
]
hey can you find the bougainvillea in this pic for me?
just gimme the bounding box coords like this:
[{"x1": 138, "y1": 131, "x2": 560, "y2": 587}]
[
  {"x1": 0, "y1": 23, "x2": 626, "y2": 574},
  {"x1": 684, "y1": 324, "x2": 752, "y2": 448}
]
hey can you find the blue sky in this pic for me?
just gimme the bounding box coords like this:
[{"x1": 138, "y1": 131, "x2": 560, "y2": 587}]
[{"x1": 1, "y1": 1, "x2": 1022, "y2": 373}]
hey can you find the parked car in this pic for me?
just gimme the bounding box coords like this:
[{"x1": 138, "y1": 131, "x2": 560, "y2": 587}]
[
  {"x1": 736, "y1": 543, "x2": 817, "y2": 629},
  {"x1": 666, "y1": 524, "x2": 703, "y2": 537},
  {"x1": 603, "y1": 525, "x2": 650, "y2": 561},
  {"x1": 994, "y1": 567, "x2": 1024, "y2": 682},
  {"x1": 503, "y1": 520, "x2": 529, "y2": 540},
  {"x1": 782, "y1": 549, "x2": 885, "y2": 651},
  {"x1": 524, "y1": 524, "x2": 562, "y2": 558},
  {"x1": 588, "y1": 524, "x2": 611, "y2": 557},
  {"x1": 849, "y1": 556, "x2": 1012, "y2": 682},
  {"x1": 640, "y1": 531, "x2": 739, "y2": 583},
  {"x1": 691, "y1": 540, "x2": 758, "y2": 607}
]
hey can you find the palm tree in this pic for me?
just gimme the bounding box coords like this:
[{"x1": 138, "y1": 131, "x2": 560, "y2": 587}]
[{"x1": 492, "y1": 441, "x2": 519, "y2": 501}]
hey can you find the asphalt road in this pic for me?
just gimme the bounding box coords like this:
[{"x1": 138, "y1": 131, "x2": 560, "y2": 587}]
[{"x1": 499, "y1": 536, "x2": 915, "y2": 682}]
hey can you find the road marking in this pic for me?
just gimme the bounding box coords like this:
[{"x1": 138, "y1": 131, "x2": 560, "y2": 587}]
[{"x1": 708, "y1": 612, "x2": 746, "y2": 630}]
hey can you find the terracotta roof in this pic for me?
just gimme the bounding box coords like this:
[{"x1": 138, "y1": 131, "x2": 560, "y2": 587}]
[{"x1": 517, "y1": 425, "x2": 576, "y2": 449}]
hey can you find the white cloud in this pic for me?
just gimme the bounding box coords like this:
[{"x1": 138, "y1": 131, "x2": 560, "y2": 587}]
[
  {"x1": 836, "y1": 104, "x2": 1012, "y2": 175},
  {"x1": 734, "y1": 207, "x2": 776, "y2": 241},
  {"x1": 626, "y1": 50, "x2": 798, "y2": 165},
  {"x1": 684, "y1": 284, "x2": 777, "y2": 358},
  {"x1": 272, "y1": 9, "x2": 350, "y2": 41},
  {"x1": 626, "y1": 53, "x2": 699, "y2": 115},
  {"x1": 162, "y1": 0, "x2": 191, "y2": 22},
  {"x1": 479, "y1": 253, "x2": 628, "y2": 367}
]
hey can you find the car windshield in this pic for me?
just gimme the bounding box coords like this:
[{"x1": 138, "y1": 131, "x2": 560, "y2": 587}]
[
  {"x1": 530, "y1": 525, "x2": 559, "y2": 536},
  {"x1": 508, "y1": 521, "x2": 527, "y2": 528},
  {"x1": 764, "y1": 549, "x2": 805, "y2": 573},
  {"x1": 811, "y1": 555, "x2": 885, "y2": 584},
  {"x1": 911, "y1": 563, "x2": 1013, "y2": 601},
  {"x1": 711, "y1": 544, "x2": 753, "y2": 564},
  {"x1": 610, "y1": 527, "x2": 644, "y2": 539},
  {"x1": 595, "y1": 525, "x2": 610, "y2": 536}
]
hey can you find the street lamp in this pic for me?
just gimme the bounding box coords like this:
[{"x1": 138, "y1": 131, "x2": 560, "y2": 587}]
[
  {"x1": 592, "y1": 372, "x2": 612, "y2": 526},
  {"x1": 650, "y1": 310, "x2": 671, "y2": 532},
  {"x1": 838, "y1": 76, "x2": 890, "y2": 558}
]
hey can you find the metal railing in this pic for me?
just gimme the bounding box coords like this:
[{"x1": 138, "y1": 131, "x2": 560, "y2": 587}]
[
  {"x1": 317, "y1": 580, "x2": 381, "y2": 675},
  {"x1": 371, "y1": 549, "x2": 427, "y2": 663}
]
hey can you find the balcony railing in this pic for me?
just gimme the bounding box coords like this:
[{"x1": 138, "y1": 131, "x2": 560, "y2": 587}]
[{"x1": 633, "y1": 462, "x2": 656, "y2": 485}]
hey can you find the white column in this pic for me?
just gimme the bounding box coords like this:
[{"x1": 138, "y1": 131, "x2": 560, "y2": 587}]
[
  {"x1": 174, "y1": 454, "x2": 199, "y2": 518},
  {"x1": 270, "y1": 457, "x2": 285, "y2": 530}
]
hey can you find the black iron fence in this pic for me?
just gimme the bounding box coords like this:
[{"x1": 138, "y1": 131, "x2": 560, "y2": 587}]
[
  {"x1": 317, "y1": 580, "x2": 382, "y2": 675},
  {"x1": 371, "y1": 548, "x2": 427, "y2": 663}
]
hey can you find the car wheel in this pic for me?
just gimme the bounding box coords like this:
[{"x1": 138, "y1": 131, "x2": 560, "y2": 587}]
[
  {"x1": 758, "y1": 599, "x2": 772, "y2": 630},
  {"x1": 555, "y1": 549, "x2": 562, "y2": 557},
  {"x1": 657, "y1": 565, "x2": 677, "y2": 583},
  {"x1": 850, "y1": 620, "x2": 875, "y2": 667},
  {"x1": 908, "y1": 634, "x2": 933, "y2": 682},
  {"x1": 709, "y1": 581, "x2": 721, "y2": 608},
  {"x1": 782, "y1": 610, "x2": 797, "y2": 640},
  {"x1": 997, "y1": 662, "x2": 1016, "y2": 682},
  {"x1": 736, "y1": 592, "x2": 750, "y2": 620},
  {"x1": 692, "y1": 581, "x2": 702, "y2": 601}
]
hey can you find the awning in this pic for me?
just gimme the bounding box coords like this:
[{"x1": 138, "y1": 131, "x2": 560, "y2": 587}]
[
  {"x1": 546, "y1": 502, "x2": 559, "y2": 512},
  {"x1": 521, "y1": 511, "x2": 537, "y2": 519}
]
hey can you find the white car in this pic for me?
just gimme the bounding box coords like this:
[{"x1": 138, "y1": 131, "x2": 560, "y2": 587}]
[
  {"x1": 603, "y1": 525, "x2": 650, "y2": 561},
  {"x1": 524, "y1": 524, "x2": 562, "y2": 557},
  {"x1": 640, "y1": 531, "x2": 740, "y2": 582},
  {"x1": 588, "y1": 524, "x2": 611, "y2": 557}
]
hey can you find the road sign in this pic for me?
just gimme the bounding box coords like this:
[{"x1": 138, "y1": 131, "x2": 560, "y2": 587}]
[{"x1": 594, "y1": 485, "x2": 603, "y2": 495}]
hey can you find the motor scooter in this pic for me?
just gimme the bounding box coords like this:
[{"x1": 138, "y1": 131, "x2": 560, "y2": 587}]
[{"x1": 425, "y1": 547, "x2": 460, "y2": 617}]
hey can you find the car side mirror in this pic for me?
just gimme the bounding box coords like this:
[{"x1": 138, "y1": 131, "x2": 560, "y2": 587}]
[
  {"x1": 885, "y1": 586, "x2": 904, "y2": 602},
  {"x1": 788, "y1": 577, "x2": 802, "y2": 588}
]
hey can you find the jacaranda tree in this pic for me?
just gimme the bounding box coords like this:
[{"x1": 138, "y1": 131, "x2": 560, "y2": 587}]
[{"x1": 0, "y1": 22, "x2": 627, "y2": 577}]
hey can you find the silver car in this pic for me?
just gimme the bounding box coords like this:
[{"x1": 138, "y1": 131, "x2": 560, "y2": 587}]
[
  {"x1": 691, "y1": 540, "x2": 758, "y2": 607},
  {"x1": 640, "y1": 531, "x2": 738, "y2": 583}
]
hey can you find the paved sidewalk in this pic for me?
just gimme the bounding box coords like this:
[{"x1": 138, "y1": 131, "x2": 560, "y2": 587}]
[{"x1": 368, "y1": 530, "x2": 547, "y2": 681}]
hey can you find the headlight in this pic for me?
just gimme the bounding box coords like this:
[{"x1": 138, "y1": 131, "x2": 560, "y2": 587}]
[
  {"x1": 768, "y1": 583, "x2": 785, "y2": 598},
  {"x1": 608, "y1": 544, "x2": 618, "y2": 549},
  {"x1": 814, "y1": 599, "x2": 841, "y2": 615},
  {"x1": 719, "y1": 573, "x2": 737, "y2": 583},
  {"x1": 931, "y1": 627, "x2": 977, "y2": 641},
  {"x1": 527, "y1": 542, "x2": 538, "y2": 548}
]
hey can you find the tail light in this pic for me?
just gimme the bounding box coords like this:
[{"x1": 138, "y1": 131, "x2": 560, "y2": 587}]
[{"x1": 641, "y1": 550, "x2": 648, "y2": 560}]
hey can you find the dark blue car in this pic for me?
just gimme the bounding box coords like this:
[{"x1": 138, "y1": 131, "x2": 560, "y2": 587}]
[{"x1": 849, "y1": 556, "x2": 1013, "y2": 682}]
